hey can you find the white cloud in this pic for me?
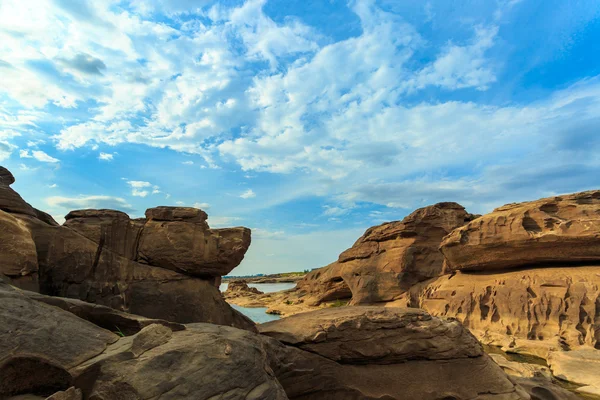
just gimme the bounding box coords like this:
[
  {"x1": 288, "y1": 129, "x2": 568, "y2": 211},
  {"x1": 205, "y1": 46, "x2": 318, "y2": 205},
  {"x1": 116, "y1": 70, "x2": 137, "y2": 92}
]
[
  {"x1": 193, "y1": 202, "x2": 210, "y2": 209},
  {"x1": 127, "y1": 180, "x2": 152, "y2": 188},
  {"x1": 48, "y1": 183, "x2": 58, "y2": 189},
  {"x1": 127, "y1": 180, "x2": 153, "y2": 197},
  {"x1": 240, "y1": 189, "x2": 256, "y2": 199},
  {"x1": 322, "y1": 206, "x2": 352, "y2": 217},
  {"x1": 46, "y1": 195, "x2": 134, "y2": 213},
  {"x1": 132, "y1": 189, "x2": 149, "y2": 197},
  {"x1": 32, "y1": 150, "x2": 60, "y2": 163},
  {"x1": 19, "y1": 149, "x2": 32, "y2": 158},
  {"x1": 98, "y1": 152, "x2": 114, "y2": 161},
  {"x1": 182, "y1": 161, "x2": 194, "y2": 165},
  {"x1": 207, "y1": 216, "x2": 242, "y2": 228}
]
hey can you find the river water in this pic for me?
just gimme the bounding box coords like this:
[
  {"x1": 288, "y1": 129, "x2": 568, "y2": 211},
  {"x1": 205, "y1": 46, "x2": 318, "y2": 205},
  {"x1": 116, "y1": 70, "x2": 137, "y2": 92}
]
[{"x1": 221, "y1": 282, "x2": 296, "y2": 323}]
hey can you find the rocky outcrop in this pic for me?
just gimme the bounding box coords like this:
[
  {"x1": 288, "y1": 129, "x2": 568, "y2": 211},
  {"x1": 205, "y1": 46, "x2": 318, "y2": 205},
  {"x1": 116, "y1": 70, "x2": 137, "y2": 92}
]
[
  {"x1": 395, "y1": 266, "x2": 600, "y2": 354},
  {"x1": 548, "y1": 349, "x2": 600, "y2": 397},
  {"x1": 294, "y1": 202, "x2": 476, "y2": 305},
  {"x1": 0, "y1": 283, "x2": 286, "y2": 400},
  {"x1": 0, "y1": 166, "x2": 254, "y2": 330},
  {"x1": 64, "y1": 206, "x2": 251, "y2": 278},
  {"x1": 441, "y1": 190, "x2": 600, "y2": 272},
  {"x1": 259, "y1": 307, "x2": 527, "y2": 399},
  {"x1": 226, "y1": 280, "x2": 264, "y2": 295}
]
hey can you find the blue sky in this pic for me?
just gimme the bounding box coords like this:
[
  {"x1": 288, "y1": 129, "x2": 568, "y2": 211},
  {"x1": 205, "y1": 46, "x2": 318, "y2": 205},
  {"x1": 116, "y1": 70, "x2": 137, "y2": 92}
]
[{"x1": 0, "y1": 0, "x2": 599, "y2": 275}]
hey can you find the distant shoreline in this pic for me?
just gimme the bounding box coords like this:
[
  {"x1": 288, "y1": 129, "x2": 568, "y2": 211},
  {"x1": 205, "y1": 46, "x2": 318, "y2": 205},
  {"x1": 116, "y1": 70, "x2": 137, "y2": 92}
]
[{"x1": 222, "y1": 271, "x2": 306, "y2": 284}]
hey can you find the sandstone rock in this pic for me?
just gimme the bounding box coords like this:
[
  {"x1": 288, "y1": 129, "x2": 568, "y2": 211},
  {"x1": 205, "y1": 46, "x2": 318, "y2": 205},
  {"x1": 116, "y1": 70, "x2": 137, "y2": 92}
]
[
  {"x1": 548, "y1": 349, "x2": 600, "y2": 396},
  {"x1": 441, "y1": 190, "x2": 600, "y2": 272},
  {"x1": 395, "y1": 266, "x2": 600, "y2": 353},
  {"x1": 489, "y1": 353, "x2": 552, "y2": 380},
  {"x1": 511, "y1": 377, "x2": 580, "y2": 400},
  {"x1": 65, "y1": 207, "x2": 252, "y2": 278},
  {"x1": 22, "y1": 215, "x2": 255, "y2": 330},
  {"x1": 226, "y1": 280, "x2": 264, "y2": 295},
  {"x1": 46, "y1": 387, "x2": 82, "y2": 400},
  {"x1": 0, "y1": 166, "x2": 37, "y2": 217},
  {"x1": 260, "y1": 306, "x2": 483, "y2": 364},
  {"x1": 63, "y1": 209, "x2": 142, "y2": 260},
  {"x1": 294, "y1": 202, "x2": 475, "y2": 305},
  {"x1": 23, "y1": 290, "x2": 185, "y2": 335},
  {"x1": 72, "y1": 324, "x2": 288, "y2": 400},
  {"x1": 139, "y1": 220, "x2": 251, "y2": 277},
  {"x1": 0, "y1": 210, "x2": 38, "y2": 283},
  {"x1": 260, "y1": 307, "x2": 525, "y2": 399}
]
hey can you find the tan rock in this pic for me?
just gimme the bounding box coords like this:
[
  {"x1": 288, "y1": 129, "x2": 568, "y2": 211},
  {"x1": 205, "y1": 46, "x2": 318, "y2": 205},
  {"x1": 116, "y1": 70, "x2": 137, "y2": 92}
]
[
  {"x1": 548, "y1": 349, "x2": 600, "y2": 395},
  {"x1": 225, "y1": 280, "x2": 264, "y2": 295},
  {"x1": 0, "y1": 210, "x2": 38, "y2": 282},
  {"x1": 294, "y1": 202, "x2": 475, "y2": 305},
  {"x1": 45, "y1": 387, "x2": 82, "y2": 400},
  {"x1": 441, "y1": 190, "x2": 600, "y2": 271},
  {"x1": 395, "y1": 266, "x2": 600, "y2": 352},
  {"x1": 260, "y1": 307, "x2": 526, "y2": 400},
  {"x1": 0, "y1": 166, "x2": 37, "y2": 217}
]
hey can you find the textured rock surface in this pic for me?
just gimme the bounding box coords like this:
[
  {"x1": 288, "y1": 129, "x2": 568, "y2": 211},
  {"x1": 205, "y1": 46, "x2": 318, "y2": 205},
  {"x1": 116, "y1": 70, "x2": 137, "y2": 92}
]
[
  {"x1": 0, "y1": 210, "x2": 38, "y2": 283},
  {"x1": 65, "y1": 206, "x2": 252, "y2": 277},
  {"x1": 395, "y1": 266, "x2": 600, "y2": 353},
  {"x1": 260, "y1": 307, "x2": 525, "y2": 400},
  {"x1": 226, "y1": 280, "x2": 264, "y2": 295},
  {"x1": 295, "y1": 202, "x2": 475, "y2": 305},
  {"x1": 23, "y1": 214, "x2": 255, "y2": 330},
  {"x1": 72, "y1": 323, "x2": 288, "y2": 400},
  {"x1": 0, "y1": 281, "x2": 286, "y2": 400},
  {"x1": 548, "y1": 349, "x2": 600, "y2": 396},
  {"x1": 441, "y1": 190, "x2": 600, "y2": 271},
  {"x1": 0, "y1": 166, "x2": 37, "y2": 217}
]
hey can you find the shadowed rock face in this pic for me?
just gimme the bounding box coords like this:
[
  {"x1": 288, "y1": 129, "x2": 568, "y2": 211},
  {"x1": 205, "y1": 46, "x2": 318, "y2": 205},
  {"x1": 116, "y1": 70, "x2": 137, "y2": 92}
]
[
  {"x1": 64, "y1": 206, "x2": 251, "y2": 278},
  {"x1": 296, "y1": 202, "x2": 476, "y2": 305},
  {"x1": 441, "y1": 190, "x2": 600, "y2": 271},
  {"x1": 0, "y1": 166, "x2": 255, "y2": 330},
  {"x1": 259, "y1": 307, "x2": 526, "y2": 400},
  {"x1": 0, "y1": 283, "x2": 286, "y2": 400}
]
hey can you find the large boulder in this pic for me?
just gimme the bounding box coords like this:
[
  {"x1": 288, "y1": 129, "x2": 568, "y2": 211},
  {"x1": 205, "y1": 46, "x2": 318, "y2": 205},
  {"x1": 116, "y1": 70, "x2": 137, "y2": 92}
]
[
  {"x1": 395, "y1": 265, "x2": 600, "y2": 354},
  {"x1": 296, "y1": 202, "x2": 475, "y2": 305},
  {"x1": 139, "y1": 206, "x2": 251, "y2": 277},
  {"x1": 441, "y1": 190, "x2": 600, "y2": 271},
  {"x1": 64, "y1": 206, "x2": 252, "y2": 278},
  {"x1": 0, "y1": 282, "x2": 287, "y2": 400},
  {"x1": 0, "y1": 166, "x2": 37, "y2": 217},
  {"x1": 23, "y1": 214, "x2": 255, "y2": 330},
  {"x1": 0, "y1": 210, "x2": 38, "y2": 290},
  {"x1": 259, "y1": 307, "x2": 526, "y2": 400}
]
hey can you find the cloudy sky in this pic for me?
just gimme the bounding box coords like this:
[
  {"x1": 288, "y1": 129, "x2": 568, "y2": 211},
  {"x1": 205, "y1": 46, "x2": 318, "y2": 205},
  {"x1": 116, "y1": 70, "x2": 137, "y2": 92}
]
[{"x1": 1, "y1": 0, "x2": 599, "y2": 275}]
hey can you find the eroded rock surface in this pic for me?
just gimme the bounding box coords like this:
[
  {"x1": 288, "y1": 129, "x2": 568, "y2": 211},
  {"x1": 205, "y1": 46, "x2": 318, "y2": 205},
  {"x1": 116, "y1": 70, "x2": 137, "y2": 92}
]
[
  {"x1": 295, "y1": 202, "x2": 476, "y2": 305},
  {"x1": 260, "y1": 307, "x2": 526, "y2": 400},
  {"x1": 0, "y1": 210, "x2": 38, "y2": 286},
  {"x1": 441, "y1": 190, "x2": 600, "y2": 271}
]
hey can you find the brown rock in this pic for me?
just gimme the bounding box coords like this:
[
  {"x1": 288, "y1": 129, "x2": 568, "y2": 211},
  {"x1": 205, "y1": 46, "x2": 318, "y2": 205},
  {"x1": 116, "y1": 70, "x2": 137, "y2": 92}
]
[
  {"x1": 46, "y1": 387, "x2": 82, "y2": 400},
  {"x1": 22, "y1": 215, "x2": 255, "y2": 330},
  {"x1": 0, "y1": 166, "x2": 37, "y2": 217},
  {"x1": 295, "y1": 202, "x2": 475, "y2": 305},
  {"x1": 72, "y1": 324, "x2": 288, "y2": 400},
  {"x1": 145, "y1": 206, "x2": 208, "y2": 223},
  {"x1": 260, "y1": 307, "x2": 525, "y2": 400},
  {"x1": 226, "y1": 280, "x2": 264, "y2": 295},
  {"x1": 548, "y1": 349, "x2": 600, "y2": 396},
  {"x1": 138, "y1": 219, "x2": 251, "y2": 277},
  {"x1": 441, "y1": 190, "x2": 600, "y2": 271},
  {"x1": 395, "y1": 266, "x2": 600, "y2": 353},
  {"x1": 0, "y1": 210, "x2": 38, "y2": 283}
]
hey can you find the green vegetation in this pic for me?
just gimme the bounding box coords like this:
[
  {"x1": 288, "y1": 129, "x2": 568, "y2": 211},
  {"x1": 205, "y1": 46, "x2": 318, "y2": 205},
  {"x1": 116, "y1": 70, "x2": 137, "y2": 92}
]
[
  {"x1": 329, "y1": 299, "x2": 349, "y2": 308},
  {"x1": 114, "y1": 326, "x2": 126, "y2": 337}
]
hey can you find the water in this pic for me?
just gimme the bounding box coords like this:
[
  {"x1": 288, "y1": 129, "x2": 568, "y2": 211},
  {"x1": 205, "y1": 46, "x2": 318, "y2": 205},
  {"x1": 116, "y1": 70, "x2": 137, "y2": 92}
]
[
  {"x1": 222, "y1": 282, "x2": 296, "y2": 323},
  {"x1": 220, "y1": 282, "x2": 296, "y2": 293},
  {"x1": 231, "y1": 304, "x2": 281, "y2": 323}
]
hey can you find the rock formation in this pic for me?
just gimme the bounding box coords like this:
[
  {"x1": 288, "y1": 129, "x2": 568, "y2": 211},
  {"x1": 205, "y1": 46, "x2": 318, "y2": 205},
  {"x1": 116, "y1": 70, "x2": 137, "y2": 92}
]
[
  {"x1": 440, "y1": 190, "x2": 600, "y2": 271},
  {"x1": 0, "y1": 166, "x2": 254, "y2": 330},
  {"x1": 259, "y1": 307, "x2": 529, "y2": 399},
  {"x1": 295, "y1": 202, "x2": 476, "y2": 305},
  {"x1": 0, "y1": 282, "x2": 286, "y2": 400},
  {"x1": 226, "y1": 280, "x2": 264, "y2": 295}
]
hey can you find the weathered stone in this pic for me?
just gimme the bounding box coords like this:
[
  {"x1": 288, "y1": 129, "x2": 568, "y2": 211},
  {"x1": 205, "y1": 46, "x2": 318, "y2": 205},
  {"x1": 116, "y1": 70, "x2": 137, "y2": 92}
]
[
  {"x1": 260, "y1": 306, "x2": 482, "y2": 364},
  {"x1": 22, "y1": 290, "x2": 185, "y2": 335},
  {"x1": 22, "y1": 215, "x2": 255, "y2": 330},
  {"x1": 72, "y1": 324, "x2": 288, "y2": 400},
  {"x1": 46, "y1": 387, "x2": 82, "y2": 400},
  {"x1": 294, "y1": 202, "x2": 475, "y2": 305},
  {"x1": 394, "y1": 266, "x2": 600, "y2": 353},
  {"x1": 226, "y1": 280, "x2": 264, "y2": 295},
  {"x1": 441, "y1": 190, "x2": 600, "y2": 271},
  {"x1": 0, "y1": 166, "x2": 36, "y2": 217},
  {"x1": 0, "y1": 210, "x2": 38, "y2": 280},
  {"x1": 145, "y1": 206, "x2": 208, "y2": 223},
  {"x1": 548, "y1": 349, "x2": 600, "y2": 396},
  {"x1": 260, "y1": 307, "x2": 525, "y2": 400}
]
